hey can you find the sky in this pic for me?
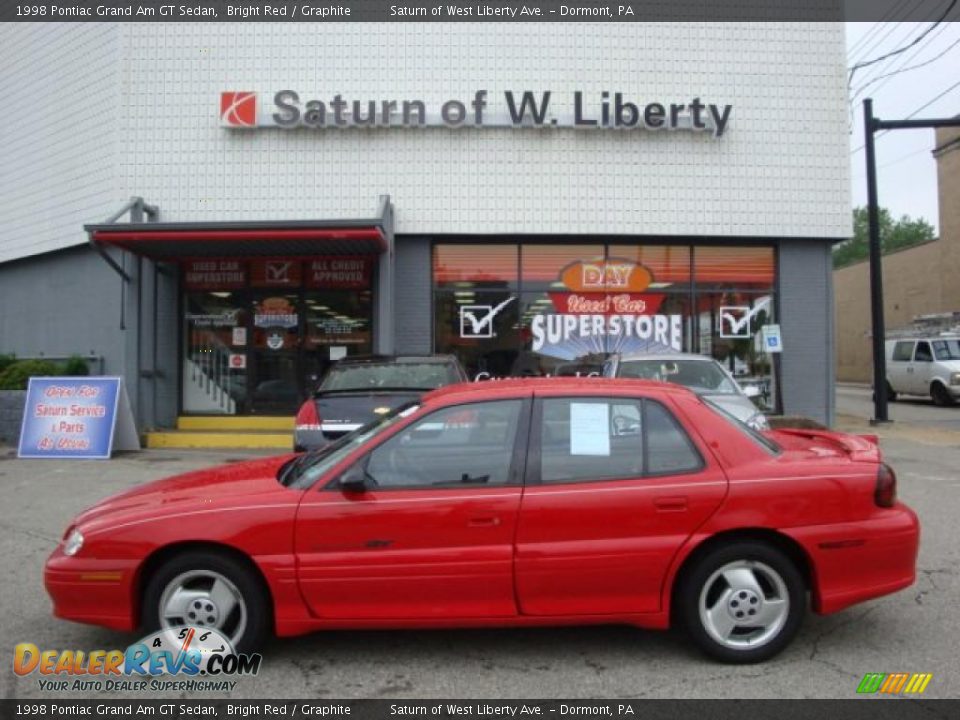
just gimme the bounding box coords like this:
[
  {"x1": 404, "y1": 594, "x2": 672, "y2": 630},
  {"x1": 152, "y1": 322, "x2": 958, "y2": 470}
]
[{"x1": 846, "y1": 21, "x2": 960, "y2": 234}]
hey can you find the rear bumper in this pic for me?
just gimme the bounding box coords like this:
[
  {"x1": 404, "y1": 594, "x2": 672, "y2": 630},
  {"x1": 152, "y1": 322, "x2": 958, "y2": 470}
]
[
  {"x1": 786, "y1": 503, "x2": 920, "y2": 615},
  {"x1": 44, "y1": 550, "x2": 139, "y2": 631}
]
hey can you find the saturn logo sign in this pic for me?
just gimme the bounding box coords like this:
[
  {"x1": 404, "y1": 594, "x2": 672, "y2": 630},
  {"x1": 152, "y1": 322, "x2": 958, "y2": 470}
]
[{"x1": 220, "y1": 92, "x2": 257, "y2": 128}]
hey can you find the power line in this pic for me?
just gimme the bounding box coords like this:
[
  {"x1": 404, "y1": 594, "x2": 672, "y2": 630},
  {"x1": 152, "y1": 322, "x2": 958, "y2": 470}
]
[
  {"x1": 902, "y1": 76, "x2": 960, "y2": 119},
  {"x1": 851, "y1": 77, "x2": 960, "y2": 155},
  {"x1": 851, "y1": 30, "x2": 960, "y2": 103},
  {"x1": 848, "y1": 0, "x2": 959, "y2": 87},
  {"x1": 847, "y1": 4, "x2": 911, "y2": 61}
]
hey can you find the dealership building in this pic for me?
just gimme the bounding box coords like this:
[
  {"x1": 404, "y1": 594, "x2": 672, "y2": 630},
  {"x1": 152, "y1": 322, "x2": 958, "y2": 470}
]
[{"x1": 0, "y1": 22, "x2": 849, "y2": 445}]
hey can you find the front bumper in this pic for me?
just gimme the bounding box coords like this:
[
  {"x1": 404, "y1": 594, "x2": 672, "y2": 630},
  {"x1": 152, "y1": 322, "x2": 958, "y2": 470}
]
[
  {"x1": 44, "y1": 549, "x2": 139, "y2": 631},
  {"x1": 787, "y1": 502, "x2": 920, "y2": 615}
]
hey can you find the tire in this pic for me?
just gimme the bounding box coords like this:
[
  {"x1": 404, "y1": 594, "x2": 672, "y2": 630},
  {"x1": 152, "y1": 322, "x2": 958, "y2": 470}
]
[
  {"x1": 931, "y1": 383, "x2": 954, "y2": 407},
  {"x1": 678, "y1": 541, "x2": 806, "y2": 663},
  {"x1": 142, "y1": 550, "x2": 271, "y2": 653}
]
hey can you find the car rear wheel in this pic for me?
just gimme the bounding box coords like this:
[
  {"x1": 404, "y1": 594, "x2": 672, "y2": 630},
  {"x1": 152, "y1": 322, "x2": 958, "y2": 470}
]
[
  {"x1": 886, "y1": 382, "x2": 898, "y2": 402},
  {"x1": 678, "y1": 542, "x2": 805, "y2": 663},
  {"x1": 931, "y1": 382, "x2": 954, "y2": 407},
  {"x1": 142, "y1": 550, "x2": 270, "y2": 653}
]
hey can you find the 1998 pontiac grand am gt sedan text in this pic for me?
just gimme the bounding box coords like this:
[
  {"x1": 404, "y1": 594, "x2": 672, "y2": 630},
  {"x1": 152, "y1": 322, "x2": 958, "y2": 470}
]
[{"x1": 45, "y1": 378, "x2": 919, "y2": 663}]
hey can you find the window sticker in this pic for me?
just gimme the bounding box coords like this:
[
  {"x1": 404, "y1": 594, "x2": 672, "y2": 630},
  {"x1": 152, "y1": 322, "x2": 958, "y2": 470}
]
[{"x1": 569, "y1": 402, "x2": 611, "y2": 456}]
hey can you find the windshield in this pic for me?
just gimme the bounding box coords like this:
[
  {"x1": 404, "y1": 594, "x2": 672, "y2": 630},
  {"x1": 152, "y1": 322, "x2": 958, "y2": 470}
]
[
  {"x1": 320, "y1": 362, "x2": 458, "y2": 392},
  {"x1": 280, "y1": 404, "x2": 419, "y2": 489},
  {"x1": 618, "y1": 359, "x2": 740, "y2": 395},
  {"x1": 932, "y1": 339, "x2": 960, "y2": 361},
  {"x1": 703, "y1": 397, "x2": 781, "y2": 454}
]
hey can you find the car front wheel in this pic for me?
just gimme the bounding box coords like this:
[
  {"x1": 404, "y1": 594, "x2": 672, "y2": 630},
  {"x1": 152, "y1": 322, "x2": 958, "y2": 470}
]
[
  {"x1": 142, "y1": 550, "x2": 270, "y2": 653},
  {"x1": 678, "y1": 542, "x2": 806, "y2": 663},
  {"x1": 931, "y1": 382, "x2": 954, "y2": 407}
]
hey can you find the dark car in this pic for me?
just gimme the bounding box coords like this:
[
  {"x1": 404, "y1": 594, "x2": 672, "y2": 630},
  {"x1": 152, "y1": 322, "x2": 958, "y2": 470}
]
[{"x1": 293, "y1": 355, "x2": 468, "y2": 451}]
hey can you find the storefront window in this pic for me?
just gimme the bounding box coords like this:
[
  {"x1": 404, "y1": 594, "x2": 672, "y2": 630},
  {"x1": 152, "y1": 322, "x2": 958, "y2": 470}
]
[
  {"x1": 433, "y1": 242, "x2": 777, "y2": 407},
  {"x1": 435, "y1": 290, "x2": 520, "y2": 380},
  {"x1": 608, "y1": 245, "x2": 692, "y2": 289},
  {"x1": 433, "y1": 244, "x2": 518, "y2": 289},
  {"x1": 181, "y1": 257, "x2": 374, "y2": 415},
  {"x1": 520, "y1": 245, "x2": 605, "y2": 292},
  {"x1": 694, "y1": 246, "x2": 775, "y2": 290}
]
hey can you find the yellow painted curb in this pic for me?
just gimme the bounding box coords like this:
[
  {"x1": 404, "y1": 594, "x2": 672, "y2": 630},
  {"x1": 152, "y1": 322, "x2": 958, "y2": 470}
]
[
  {"x1": 176, "y1": 416, "x2": 295, "y2": 431},
  {"x1": 145, "y1": 431, "x2": 293, "y2": 449}
]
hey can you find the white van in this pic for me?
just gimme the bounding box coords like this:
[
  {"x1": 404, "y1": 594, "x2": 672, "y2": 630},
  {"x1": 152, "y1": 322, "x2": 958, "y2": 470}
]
[{"x1": 885, "y1": 336, "x2": 960, "y2": 406}]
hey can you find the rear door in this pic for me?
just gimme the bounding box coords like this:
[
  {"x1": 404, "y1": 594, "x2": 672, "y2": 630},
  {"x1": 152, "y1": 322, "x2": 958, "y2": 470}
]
[
  {"x1": 888, "y1": 341, "x2": 914, "y2": 394},
  {"x1": 514, "y1": 392, "x2": 728, "y2": 616},
  {"x1": 295, "y1": 397, "x2": 531, "y2": 619}
]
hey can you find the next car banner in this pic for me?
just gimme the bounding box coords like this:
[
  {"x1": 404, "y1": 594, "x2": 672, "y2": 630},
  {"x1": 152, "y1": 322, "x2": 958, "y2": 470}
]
[{"x1": 17, "y1": 377, "x2": 140, "y2": 459}]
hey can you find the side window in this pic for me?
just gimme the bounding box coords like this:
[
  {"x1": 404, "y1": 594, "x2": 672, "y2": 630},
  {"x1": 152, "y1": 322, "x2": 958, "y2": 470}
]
[
  {"x1": 540, "y1": 398, "x2": 645, "y2": 484},
  {"x1": 644, "y1": 400, "x2": 704, "y2": 475},
  {"x1": 364, "y1": 400, "x2": 522, "y2": 488},
  {"x1": 914, "y1": 342, "x2": 933, "y2": 362},
  {"x1": 892, "y1": 342, "x2": 914, "y2": 362}
]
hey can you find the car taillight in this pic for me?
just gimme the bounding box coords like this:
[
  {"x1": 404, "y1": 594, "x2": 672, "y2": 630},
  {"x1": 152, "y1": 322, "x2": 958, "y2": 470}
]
[
  {"x1": 295, "y1": 400, "x2": 321, "y2": 430},
  {"x1": 875, "y1": 463, "x2": 897, "y2": 508}
]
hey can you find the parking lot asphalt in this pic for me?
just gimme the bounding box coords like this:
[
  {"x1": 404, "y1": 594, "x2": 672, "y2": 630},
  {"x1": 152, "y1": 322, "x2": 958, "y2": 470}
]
[{"x1": 1, "y1": 427, "x2": 957, "y2": 700}]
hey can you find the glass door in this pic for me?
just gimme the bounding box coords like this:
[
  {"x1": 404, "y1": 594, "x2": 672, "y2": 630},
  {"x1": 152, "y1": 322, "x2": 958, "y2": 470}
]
[
  {"x1": 250, "y1": 292, "x2": 302, "y2": 415},
  {"x1": 302, "y1": 289, "x2": 374, "y2": 388},
  {"x1": 182, "y1": 291, "x2": 249, "y2": 415}
]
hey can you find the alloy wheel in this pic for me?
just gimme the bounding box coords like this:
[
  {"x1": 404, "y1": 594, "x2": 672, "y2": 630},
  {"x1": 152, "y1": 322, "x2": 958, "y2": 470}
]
[
  {"x1": 158, "y1": 569, "x2": 248, "y2": 649},
  {"x1": 698, "y1": 559, "x2": 790, "y2": 650}
]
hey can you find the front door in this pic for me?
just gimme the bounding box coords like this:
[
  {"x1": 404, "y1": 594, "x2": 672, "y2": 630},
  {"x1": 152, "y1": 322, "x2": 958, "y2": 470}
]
[
  {"x1": 294, "y1": 398, "x2": 530, "y2": 619},
  {"x1": 249, "y1": 292, "x2": 302, "y2": 414},
  {"x1": 514, "y1": 394, "x2": 727, "y2": 615}
]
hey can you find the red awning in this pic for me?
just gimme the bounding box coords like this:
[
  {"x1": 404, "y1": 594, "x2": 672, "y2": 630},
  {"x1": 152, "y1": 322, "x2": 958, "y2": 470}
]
[{"x1": 90, "y1": 226, "x2": 387, "y2": 259}]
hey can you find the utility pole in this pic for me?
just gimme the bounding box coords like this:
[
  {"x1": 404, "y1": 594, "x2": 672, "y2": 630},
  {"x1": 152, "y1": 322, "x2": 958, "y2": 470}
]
[{"x1": 861, "y1": 99, "x2": 960, "y2": 424}]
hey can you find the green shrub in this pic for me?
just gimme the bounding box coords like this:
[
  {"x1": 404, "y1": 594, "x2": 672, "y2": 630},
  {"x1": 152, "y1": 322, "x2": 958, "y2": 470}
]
[
  {"x1": 0, "y1": 354, "x2": 15, "y2": 374},
  {"x1": 0, "y1": 359, "x2": 61, "y2": 390},
  {"x1": 61, "y1": 355, "x2": 90, "y2": 377}
]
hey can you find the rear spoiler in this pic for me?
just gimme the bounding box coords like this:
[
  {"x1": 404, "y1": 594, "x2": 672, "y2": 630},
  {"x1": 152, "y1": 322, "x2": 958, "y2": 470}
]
[{"x1": 774, "y1": 428, "x2": 881, "y2": 462}]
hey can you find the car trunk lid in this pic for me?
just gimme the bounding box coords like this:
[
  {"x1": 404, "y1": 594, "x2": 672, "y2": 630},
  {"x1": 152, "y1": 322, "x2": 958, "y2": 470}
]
[
  {"x1": 768, "y1": 428, "x2": 881, "y2": 463},
  {"x1": 314, "y1": 390, "x2": 424, "y2": 441}
]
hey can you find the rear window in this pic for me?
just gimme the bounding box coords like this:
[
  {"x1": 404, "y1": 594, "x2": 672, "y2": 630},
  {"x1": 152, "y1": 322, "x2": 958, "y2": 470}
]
[
  {"x1": 321, "y1": 362, "x2": 459, "y2": 391},
  {"x1": 892, "y1": 342, "x2": 914, "y2": 362},
  {"x1": 703, "y1": 397, "x2": 781, "y2": 455}
]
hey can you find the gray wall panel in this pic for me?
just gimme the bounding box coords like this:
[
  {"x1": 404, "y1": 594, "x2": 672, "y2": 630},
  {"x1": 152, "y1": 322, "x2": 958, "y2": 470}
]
[
  {"x1": 778, "y1": 239, "x2": 836, "y2": 426},
  {"x1": 393, "y1": 237, "x2": 433, "y2": 355},
  {"x1": 0, "y1": 246, "x2": 126, "y2": 376}
]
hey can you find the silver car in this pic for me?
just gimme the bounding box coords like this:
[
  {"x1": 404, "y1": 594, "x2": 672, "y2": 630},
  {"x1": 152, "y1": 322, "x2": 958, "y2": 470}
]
[{"x1": 603, "y1": 353, "x2": 770, "y2": 430}]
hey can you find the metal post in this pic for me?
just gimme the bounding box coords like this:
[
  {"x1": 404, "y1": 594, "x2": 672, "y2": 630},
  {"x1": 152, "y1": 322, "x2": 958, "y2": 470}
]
[{"x1": 864, "y1": 98, "x2": 889, "y2": 423}]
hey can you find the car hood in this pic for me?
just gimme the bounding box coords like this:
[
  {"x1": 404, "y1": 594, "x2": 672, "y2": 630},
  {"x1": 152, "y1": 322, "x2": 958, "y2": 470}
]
[
  {"x1": 73, "y1": 455, "x2": 296, "y2": 533},
  {"x1": 701, "y1": 393, "x2": 762, "y2": 422},
  {"x1": 935, "y1": 359, "x2": 960, "y2": 372}
]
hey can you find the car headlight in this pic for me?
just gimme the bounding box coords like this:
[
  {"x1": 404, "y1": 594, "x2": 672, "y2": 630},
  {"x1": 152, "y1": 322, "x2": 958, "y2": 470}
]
[
  {"x1": 951, "y1": 372, "x2": 960, "y2": 386},
  {"x1": 62, "y1": 528, "x2": 84, "y2": 557},
  {"x1": 746, "y1": 413, "x2": 770, "y2": 431}
]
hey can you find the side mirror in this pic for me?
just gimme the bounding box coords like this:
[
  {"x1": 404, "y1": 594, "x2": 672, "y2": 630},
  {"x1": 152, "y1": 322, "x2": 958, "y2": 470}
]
[{"x1": 338, "y1": 464, "x2": 369, "y2": 494}]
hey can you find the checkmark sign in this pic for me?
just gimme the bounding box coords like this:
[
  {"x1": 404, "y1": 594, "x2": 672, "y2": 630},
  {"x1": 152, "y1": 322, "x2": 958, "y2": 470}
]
[
  {"x1": 460, "y1": 297, "x2": 515, "y2": 338},
  {"x1": 719, "y1": 298, "x2": 770, "y2": 338}
]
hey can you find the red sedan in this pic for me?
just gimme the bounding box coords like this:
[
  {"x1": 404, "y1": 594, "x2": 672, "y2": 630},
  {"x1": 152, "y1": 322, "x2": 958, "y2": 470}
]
[{"x1": 45, "y1": 378, "x2": 919, "y2": 663}]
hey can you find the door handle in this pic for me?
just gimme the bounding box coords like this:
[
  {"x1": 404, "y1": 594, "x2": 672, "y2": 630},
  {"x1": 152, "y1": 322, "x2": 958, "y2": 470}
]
[
  {"x1": 468, "y1": 516, "x2": 501, "y2": 527},
  {"x1": 654, "y1": 496, "x2": 688, "y2": 512}
]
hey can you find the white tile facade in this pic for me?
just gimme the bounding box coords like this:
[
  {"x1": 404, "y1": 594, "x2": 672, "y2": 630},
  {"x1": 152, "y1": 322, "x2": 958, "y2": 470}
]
[
  {"x1": 0, "y1": 22, "x2": 850, "y2": 264},
  {"x1": 0, "y1": 23, "x2": 120, "y2": 264}
]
